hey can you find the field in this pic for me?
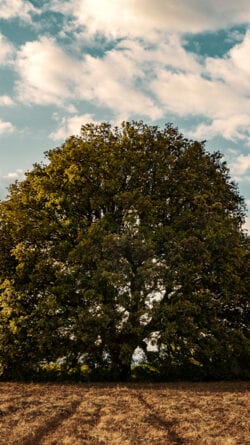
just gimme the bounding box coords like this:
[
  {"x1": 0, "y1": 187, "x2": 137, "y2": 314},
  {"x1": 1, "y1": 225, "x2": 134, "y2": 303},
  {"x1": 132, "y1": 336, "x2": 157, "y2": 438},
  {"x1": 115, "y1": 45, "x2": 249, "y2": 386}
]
[{"x1": 0, "y1": 382, "x2": 249, "y2": 445}]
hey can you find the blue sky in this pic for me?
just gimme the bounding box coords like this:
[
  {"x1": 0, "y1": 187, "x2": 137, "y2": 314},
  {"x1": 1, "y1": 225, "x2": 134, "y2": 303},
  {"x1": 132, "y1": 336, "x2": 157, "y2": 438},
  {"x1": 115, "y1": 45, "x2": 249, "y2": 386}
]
[{"x1": 0, "y1": 0, "x2": 250, "y2": 231}]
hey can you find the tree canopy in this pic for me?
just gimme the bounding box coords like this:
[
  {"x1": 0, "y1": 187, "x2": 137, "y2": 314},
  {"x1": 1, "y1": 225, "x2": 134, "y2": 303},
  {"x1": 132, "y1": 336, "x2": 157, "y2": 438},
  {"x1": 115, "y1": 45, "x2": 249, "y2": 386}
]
[{"x1": 0, "y1": 121, "x2": 249, "y2": 381}]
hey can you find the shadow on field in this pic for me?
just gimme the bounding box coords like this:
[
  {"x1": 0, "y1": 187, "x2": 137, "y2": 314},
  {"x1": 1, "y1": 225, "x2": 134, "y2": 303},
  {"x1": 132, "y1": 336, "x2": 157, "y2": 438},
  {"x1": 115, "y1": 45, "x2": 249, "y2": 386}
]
[
  {"x1": 21, "y1": 399, "x2": 82, "y2": 445},
  {"x1": 137, "y1": 392, "x2": 185, "y2": 445}
]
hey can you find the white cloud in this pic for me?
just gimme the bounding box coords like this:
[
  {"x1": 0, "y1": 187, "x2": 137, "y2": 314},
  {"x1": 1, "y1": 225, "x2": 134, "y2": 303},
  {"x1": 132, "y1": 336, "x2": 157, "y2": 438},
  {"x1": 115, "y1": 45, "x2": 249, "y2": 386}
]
[
  {"x1": 0, "y1": 0, "x2": 40, "y2": 21},
  {"x1": 75, "y1": 50, "x2": 162, "y2": 120},
  {"x1": 11, "y1": 19, "x2": 250, "y2": 145},
  {"x1": 50, "y1": 113, "x2": 97, "y2": 140},
  {"x1": 187, "y1": 31, "x2": 250, "y2": 142},
  {"x1": 229, "y1": 31, "x2": 250, "y2": 73},
  {"x1": 15, "y1": 37, "x2": 81, "y2": 106},
  {"x1": 230, "y1": 154, "x2": 250, "y2": 176},
  {"x1": 206, "y1": 31, "x2": 250, "y2": 94},
  {"x1": 245, "y1": 201, "x2": 250, "y2": 232},
  {"x1": 190, "y1": 115, "x2": 250, "y2": 141},
  {"x1": 50, "y1": 0, "x2": 250, "y2": 36},
  {"x1": 2, "y1": 169, "x2": 24, "y2": 180},
  {"x1": 151, "y1": 71, "x2": 242, "y2": 118},
  {"x1": 14, "y1": 36, "x2": 162, "y2": 119},
  {"x1": 0, "y1": 119, "x2": 15, "y2": 135},
  {"x1": 0, "y1": 95, "x2": 15, "y2": 106},
  {"x1": 75, "y1": 30, "x2": 250, "y2": 137},
  {"x1": 117, "y1": 35, "x2": 201, "y2": 74},
  {"x1": 150, "y1": 30, "x2": 250, "y2": 144},
  {"x1": 0, "y1": 33, "x2": 14, "y2": 64},
  {"x1": 243, "y1": 216, "x2": 250, "y2": 232}
]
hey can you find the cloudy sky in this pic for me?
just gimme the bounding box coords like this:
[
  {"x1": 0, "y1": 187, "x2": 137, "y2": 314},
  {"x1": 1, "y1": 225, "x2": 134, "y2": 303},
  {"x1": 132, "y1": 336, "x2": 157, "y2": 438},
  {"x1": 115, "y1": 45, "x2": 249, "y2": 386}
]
[{"x1": 0, "y1": 0, "x2": 250, "y2": 230}]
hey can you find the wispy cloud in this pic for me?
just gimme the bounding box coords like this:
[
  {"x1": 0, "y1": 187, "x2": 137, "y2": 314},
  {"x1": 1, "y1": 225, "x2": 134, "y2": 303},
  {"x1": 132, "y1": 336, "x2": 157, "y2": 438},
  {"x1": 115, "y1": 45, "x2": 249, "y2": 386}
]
[
  {"x1": 0, "y1": 0, "x2": 40, "y2": 21},
  {"x1": 189, "y1": 115, "x2": 250, "y2": 142},
  {"x1": 74, "y1": 50, "x2": 162, "y2": 120},
  {"x1": 151, "y1": 71, "x2": 240, "y2": 117},
  {"x1": 14, "y1": 26, "x2": 250, "y2": 146},
  {"x1": 14, "y1": 35, "x2": 162, "y2": 119},
  {"x1": 186, "y1": 31, "x2": 250, "y2": 143},
  {"x1": 15, "y1": 37, "x2": 81, "y2": 106},
  {"x1": 49, "y1": 0, "x2": 250, "y2": 36},
  {"x1": 0, "y1": 33, "x2": 14, "y2": 64},
  {"x1": 50, "y1": 113, "x2": 97, "y2": 140}
]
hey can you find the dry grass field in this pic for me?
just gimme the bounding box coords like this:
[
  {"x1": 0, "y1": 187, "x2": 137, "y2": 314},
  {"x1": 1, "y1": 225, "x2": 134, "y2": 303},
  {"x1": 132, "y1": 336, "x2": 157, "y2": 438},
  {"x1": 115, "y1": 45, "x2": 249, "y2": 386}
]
[{"x1": 0, "y1": 381, "x2": 249, "y2": 445}]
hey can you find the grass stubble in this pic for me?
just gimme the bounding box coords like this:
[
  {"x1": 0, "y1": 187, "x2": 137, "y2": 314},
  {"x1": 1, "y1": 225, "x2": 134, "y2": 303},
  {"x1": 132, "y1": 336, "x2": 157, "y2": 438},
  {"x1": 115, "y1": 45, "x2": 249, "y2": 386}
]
[{"x1": 0, "y1": 381, "x2": 249, "y2": 444}]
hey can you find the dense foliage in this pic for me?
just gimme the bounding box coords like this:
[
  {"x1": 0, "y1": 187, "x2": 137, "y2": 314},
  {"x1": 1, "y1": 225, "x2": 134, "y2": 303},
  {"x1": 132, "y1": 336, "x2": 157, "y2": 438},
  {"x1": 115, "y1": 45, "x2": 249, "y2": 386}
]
[{"x1": 0, "y1": 122, "x2": 249, "y2": 381}]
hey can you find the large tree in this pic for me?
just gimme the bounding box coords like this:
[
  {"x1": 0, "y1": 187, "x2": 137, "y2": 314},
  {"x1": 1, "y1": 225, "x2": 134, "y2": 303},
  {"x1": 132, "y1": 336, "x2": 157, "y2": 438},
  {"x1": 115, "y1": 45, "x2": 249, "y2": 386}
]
[{"x1": 0, "y1": 122, "x2": 249, "y2": 380}]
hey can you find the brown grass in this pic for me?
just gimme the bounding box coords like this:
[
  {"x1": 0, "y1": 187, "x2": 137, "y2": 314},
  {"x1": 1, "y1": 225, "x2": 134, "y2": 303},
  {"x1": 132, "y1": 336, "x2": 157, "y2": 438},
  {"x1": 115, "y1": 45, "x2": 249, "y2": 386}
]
[{"x1": 0, "y1": 381, "x2": 249, "y2": 444}]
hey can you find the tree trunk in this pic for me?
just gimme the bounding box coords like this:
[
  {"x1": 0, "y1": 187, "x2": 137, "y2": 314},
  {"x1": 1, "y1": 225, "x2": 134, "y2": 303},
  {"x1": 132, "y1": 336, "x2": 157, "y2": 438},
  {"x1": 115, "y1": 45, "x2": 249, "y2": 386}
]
[
  {"x1": 109, "y1": 345, "x2": 134, "y2": 381},
  {"x1": 111, "y1": 361, "x2": 131, "y2": 381}
]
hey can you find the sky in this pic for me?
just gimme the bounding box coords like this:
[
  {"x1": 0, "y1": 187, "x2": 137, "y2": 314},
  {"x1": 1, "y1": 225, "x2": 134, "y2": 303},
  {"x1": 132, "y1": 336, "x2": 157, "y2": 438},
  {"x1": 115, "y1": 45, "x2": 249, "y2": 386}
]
[{"x1": 0, "y1": 0, "x2": 250, "y2": 231}]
